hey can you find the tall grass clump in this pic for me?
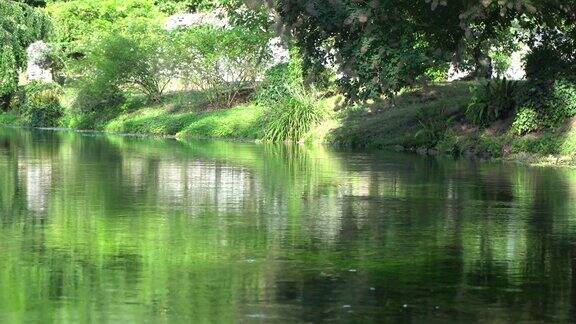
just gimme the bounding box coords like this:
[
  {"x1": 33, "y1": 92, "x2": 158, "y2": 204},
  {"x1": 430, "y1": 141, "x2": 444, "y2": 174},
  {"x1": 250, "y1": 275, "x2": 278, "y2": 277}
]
[
  {"x1": 258, "y1": 51, "x2": 328, "y2": 143},
  {"x1": 466, "y1": 78, "x2": 517, "y2": 127},
  {"x1": 263, "y1": 86, "x2": 327, "y2": 142}
]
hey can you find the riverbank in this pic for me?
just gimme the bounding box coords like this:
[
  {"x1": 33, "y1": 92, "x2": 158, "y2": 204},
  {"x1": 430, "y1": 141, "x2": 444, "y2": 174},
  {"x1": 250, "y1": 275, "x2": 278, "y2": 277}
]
[{"x1": 1, "y1": 81, "x2": 576, "y2": 167}]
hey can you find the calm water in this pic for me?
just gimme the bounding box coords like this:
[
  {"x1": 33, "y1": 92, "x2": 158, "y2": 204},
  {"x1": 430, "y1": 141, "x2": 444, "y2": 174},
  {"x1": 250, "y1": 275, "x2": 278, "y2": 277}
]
[{"x1": 1, "y1": 128, "x2": 576, "y2": 323}]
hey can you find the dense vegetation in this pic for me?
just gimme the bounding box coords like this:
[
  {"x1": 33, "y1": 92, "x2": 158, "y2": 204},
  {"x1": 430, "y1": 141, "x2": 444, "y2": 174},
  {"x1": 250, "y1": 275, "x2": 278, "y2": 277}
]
[
  {"x1": 0, "y1": 0, "x2": 575, "y2": 162},
  {"x1": 0, "y1": 0, "x2": 51, "y2": 109}
]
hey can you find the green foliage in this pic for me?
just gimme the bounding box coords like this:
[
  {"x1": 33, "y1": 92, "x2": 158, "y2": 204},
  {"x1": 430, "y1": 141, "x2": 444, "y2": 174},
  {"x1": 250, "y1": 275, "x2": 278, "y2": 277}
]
[
  {"x1": 541, "y1": 80, "x2": 576, "y2": 127},
  {"x1": 524, "y1": 45, "x2": 576, "y2": 82},
  {"x1": 256, "y1": 53, "x2": 304, "y2": 106},
  {"x1": 0, "y1": 112, "x2": 20, "y2": 126},
  {"x1": 425, "y1": 64, "x2": 449, "y2": 82},
  {"x1": 170, "y1": 25, "x2": 272, "y2": 108},
  {"x1": 257, "y1": 52, "x2": 327, "y2": 143},
  {"x1": 75, "y1": 21, "x2": 178, "y2": 115},
  {"x1": 415, "y1": 107, "x2": 455, "y2": 148},
  {"x1": 516, "y1": 79, "x2": 576, "y2": 129},
  {"x1": 276, "y1": 0, "x2": 576, "y2": 101},
  {"x1": 0, "y1": 0, "x2": 51, "y2": 105},
  {"x1": 73, "y1": 79, "x2": 125, "y2": 116},
  {"x1": 153, "y1": 0, "x2": 215, "y2": 14},
  {"x1": 276, "y1": 1, "x2": 469, "y2": 101},
  {"x1": 14, "y1": 82, "x2": 64, "y2": 127},
  {"x1": 46, "y1": 0, "x2": 162, "y2": 57},
  {"x1": 490, "y1": 50, "x2": 513, "y2": 77},
  {"x1": 511, "y1": 106, "x2": 540, "y2": 135},
  {"x1": 263, "y1": 88, "x2": 327, "y2": 143},
  {"x1": 435, "y1": 131, "x2": 461, "y2": 155},
  {"x1": 466, "y1": 78, "x2": 517, "y2": 126}
]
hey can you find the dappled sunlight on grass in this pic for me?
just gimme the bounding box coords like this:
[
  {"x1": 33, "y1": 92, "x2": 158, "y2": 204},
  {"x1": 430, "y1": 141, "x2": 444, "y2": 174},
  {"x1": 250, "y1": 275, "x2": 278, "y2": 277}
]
[{"x1": 329, "y1": 82, "x2": 474, "y2": 148}]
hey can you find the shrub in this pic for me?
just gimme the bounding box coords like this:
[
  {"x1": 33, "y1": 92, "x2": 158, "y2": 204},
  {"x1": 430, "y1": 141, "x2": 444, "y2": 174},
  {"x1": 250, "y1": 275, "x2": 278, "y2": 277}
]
[
  {"x1": 435, "y1": 131, "x2": 460, "y2": 155},
  {"x1": 466, "y1": 78, "x2": 517, "y2": 126},
  {"x1": 263, "y1": 86, "x2": 327, "y2": 143},
  {"x1": 75, "y1": 21, "x2": 178, "y2": 111},
  {"x1": 511, "y1": 106, "x2": 539, "y2": 135},
  {"x1": 16, "y1": 82, "x2": 64, "y2": 127},
  {"x1": 490, "y1": 50, "x2": 513, "y2": 77},
  {"x1": 542, "y1": 80, "x2": 576, "y2": 127},
  {"x1": 415, "y1": 106, "x2": 455, "y2": 148},
  {"x1": 73, "y1": 78, "x2": 125, "y2": 115},
  {"x1": 170, "y1": 26, "x2": 272, "y2": 108},
  {"x1": 258, "y1": 52, "x2": 326, "y2": 143},
  {"x1": 524, "y1": 43, "x2": 576, "y2": 82}
]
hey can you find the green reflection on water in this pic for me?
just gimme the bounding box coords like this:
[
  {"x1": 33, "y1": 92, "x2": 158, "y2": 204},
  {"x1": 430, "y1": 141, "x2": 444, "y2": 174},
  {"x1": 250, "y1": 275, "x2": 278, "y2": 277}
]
[{"x1": 1, "y1": 127, "x2": 576, "y2": 323}]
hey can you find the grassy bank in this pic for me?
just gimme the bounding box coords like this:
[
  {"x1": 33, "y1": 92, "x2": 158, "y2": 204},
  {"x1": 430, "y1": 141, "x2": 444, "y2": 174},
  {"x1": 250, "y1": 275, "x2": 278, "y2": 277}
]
[
  {"x1": 329, "y1": 81, "x2": 576, "y2": 166},
  {"x1": 2, "y1": 81, "x2": 576, "y2": 166},
  {"x1": 104, "y1": 103, "x2": 266, "y2": 140}
]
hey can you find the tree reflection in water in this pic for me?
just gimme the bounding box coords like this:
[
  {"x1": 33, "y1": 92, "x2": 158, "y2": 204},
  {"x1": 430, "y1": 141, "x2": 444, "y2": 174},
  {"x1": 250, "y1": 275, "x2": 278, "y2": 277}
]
[{"x1": 0, "y1": 128, "x2": 575, "y2": 322}]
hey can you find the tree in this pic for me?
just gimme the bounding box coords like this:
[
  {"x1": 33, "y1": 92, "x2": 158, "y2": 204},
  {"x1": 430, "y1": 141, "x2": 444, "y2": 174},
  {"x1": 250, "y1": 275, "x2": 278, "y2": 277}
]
[
  {"x1": 0, "y1": 0, "x2": 51, "y2": 110},
  {"x1": 275, "y1": 0, "x2": 575, "y2": 101},
  {"x1": 45, "y1": 0, "x2": 162, "y2": 58},
  {"x1": 275, "y1": 0, "x2": 468, "y2": 101}
]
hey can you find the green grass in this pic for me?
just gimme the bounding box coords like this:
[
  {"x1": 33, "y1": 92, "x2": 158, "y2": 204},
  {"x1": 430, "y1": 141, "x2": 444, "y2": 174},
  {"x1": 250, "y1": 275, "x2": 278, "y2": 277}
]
[
  {"x1": 105, "y1": 107, "x2": 199, "y2": 136},
  {"x1": 510, "y1": 122, "x2": 576, "y2": 156},
  {"x1": 0, "y1": 113, "x2": 20, "y2": 126},
  {"x1": 104, "y1": 103, "x2": 266, "y2": 140},
  {"x1": 329, "y1": 82, "x2": 474, "y2": 148},
  {"x1": 176, "y1": 104, "x2": 265, "y2": 140},
  {"x1": 325, "y1": 80, "x2": 576, "y2": 165}
]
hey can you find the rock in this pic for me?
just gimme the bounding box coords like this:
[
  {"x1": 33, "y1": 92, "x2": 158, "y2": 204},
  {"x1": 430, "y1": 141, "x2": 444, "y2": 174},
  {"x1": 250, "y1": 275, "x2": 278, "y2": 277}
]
[
  {"x1": 165, "y1": 10, "x2": 228, "y2": 30},
  {"x1": 393, "y1": 145, "x2": 405, "y2": 152},
  {"x1": 26, "y1": 41, "x2": 53, "y2": 83}
]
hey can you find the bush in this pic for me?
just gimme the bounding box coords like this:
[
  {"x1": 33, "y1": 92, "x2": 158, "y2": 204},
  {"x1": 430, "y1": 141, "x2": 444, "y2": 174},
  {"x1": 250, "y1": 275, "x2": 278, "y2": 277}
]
[
  {"x1": 15, "y1": 82, "x2": 64, "y2": 127},
  {"x1": 516, "y1": 79, "x2": 576, "y2": 129},
  {"x1": 435, "y1": 131, "x2": 460, "y2": 155},
  {"x1": 75, "y1": 21, "x2": 178, "y2": 112},
  {"x1": 466, "y1": 78, "x2": 517, "y2": 126},
  {"x1": 525, "y1": 46, "x2": 567, "y2": 82},
  {"x1": 263, "y1": 86, "x2": 327, "y2": 143},
  {"x1": 511, "y1": 106, "x2": 539, "y2": 135},
  {"x1": 257, "y1": 52, "x2": 326, "y2": 143},
  {"x1": 170, "y1": 26, "x2": 272, "y2": 108},
  {"x1": 256, "y1": 64, "x2": 293, "y2": 104},
  {"x1": 415, "y1": 106, "x2": 455, "y2": 148},
  {"x1": 524, "y1": 43, "x2": 576, "y2": 82},
  {"x1": 542, "y1": 80, "x2": 576, "y2": 127},
  {"x1": 73, "y1": 78, "x2": 125, "y2": 115}
]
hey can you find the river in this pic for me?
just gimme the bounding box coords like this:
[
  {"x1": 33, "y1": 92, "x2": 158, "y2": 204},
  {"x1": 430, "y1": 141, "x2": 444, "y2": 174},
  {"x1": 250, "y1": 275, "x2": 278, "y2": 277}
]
[{"x1": 1, "y1": 127, "x2": 576, "y2": 323}]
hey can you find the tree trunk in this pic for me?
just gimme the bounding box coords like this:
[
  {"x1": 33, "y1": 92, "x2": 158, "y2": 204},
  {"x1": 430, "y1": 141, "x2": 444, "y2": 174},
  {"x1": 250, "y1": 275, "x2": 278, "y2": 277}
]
[{"x1": 473, "y1": 46, "x2": 493, "y2": 79}]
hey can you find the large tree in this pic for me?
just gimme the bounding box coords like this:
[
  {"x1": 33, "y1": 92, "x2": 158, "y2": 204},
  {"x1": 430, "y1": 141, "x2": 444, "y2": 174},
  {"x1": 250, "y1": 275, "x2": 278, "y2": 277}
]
[
  {"x1": 275, "y1": 0, "x2": 576, "y2": 101},
  {"x1": 0, "y1": 0, "x2": 51, "y2": 110}
]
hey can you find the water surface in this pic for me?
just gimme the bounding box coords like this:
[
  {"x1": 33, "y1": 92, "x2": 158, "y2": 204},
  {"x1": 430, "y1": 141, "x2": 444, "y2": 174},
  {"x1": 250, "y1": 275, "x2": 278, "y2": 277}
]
[{"x1": 1, "y1": 127, "x2": 576, "y2": 323}]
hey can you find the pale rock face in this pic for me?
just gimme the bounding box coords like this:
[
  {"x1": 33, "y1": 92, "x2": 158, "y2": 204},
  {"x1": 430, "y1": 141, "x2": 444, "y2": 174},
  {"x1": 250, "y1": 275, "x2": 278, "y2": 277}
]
[
  {"x1": 26, "y1": 41, "x2": 53, "y2": 83},
  {"x1": 165, "y1": 10, "x2": 229, "y2": 31}
]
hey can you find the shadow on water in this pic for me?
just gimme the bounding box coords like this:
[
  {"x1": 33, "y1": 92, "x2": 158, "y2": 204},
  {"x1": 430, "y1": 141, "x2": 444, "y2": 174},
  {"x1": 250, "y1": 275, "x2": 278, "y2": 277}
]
[{"x1": 0, "y1": 127, "x2": 576, "y2": 322}]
